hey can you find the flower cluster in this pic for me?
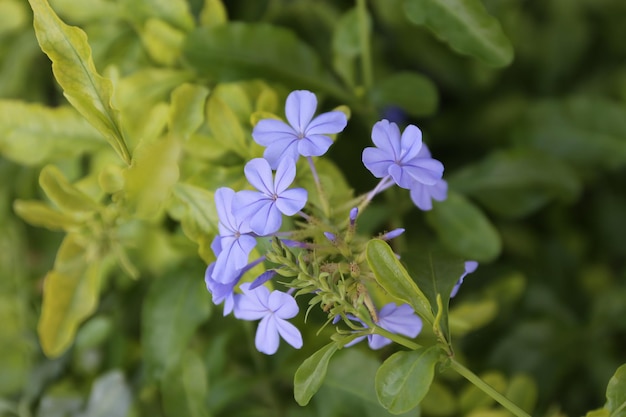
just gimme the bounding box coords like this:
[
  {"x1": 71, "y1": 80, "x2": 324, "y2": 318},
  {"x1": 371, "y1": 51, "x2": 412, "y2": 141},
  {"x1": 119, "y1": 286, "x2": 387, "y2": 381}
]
[{"x1": 204, "y1": 90, "x2": 460, "y2": 355}]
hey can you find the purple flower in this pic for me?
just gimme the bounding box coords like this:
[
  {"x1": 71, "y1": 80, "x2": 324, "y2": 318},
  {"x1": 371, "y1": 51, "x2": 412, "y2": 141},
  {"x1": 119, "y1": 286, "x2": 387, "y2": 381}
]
[
  {"x1": 362, "y1": 120, "x2": 443, "y2": 189},
  {"x1": 212, "y1": 187, "x2": 257, "y2": 284},
  {"x1": 252, "y1": 90, "x2": 347, "y2": 169},
  {"x1": 346, "y1": 303, "x2": 423, "y2": 350},
  {"x1": 233, "y1": 158, "x2": 307, "y2": 236},
  {"x1": 451, "y1": 261, "x2": 479, "y2": 298},
  {"x1": 234, "y1": 283, "x2": 303, "y2": 355}
]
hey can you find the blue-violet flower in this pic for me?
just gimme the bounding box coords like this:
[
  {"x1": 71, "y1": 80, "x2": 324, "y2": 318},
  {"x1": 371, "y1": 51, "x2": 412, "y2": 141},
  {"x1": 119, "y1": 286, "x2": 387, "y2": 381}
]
[
  {"x1": 252, "y1": 90, "x2": 347, "y2": 169},
  {"x1": 451, "y1": 261, "x2": 479, "y2": 298},
  {"x1": 212, "y1": 187, "x2": 257, "y2": 284},
  {"x1": 234, "y1": 283, "x2": 303, "y2": 355},
  {"x1": 233, "y1": 158, "x2": 307, "y2": 236},
  {"x1": 362, "y1": 120, "x2": 444, "y2": 189}
]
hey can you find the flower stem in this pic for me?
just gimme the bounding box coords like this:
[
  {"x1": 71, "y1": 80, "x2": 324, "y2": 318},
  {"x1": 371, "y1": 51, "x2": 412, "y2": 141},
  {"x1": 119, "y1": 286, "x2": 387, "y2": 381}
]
[
  {"x1": 356, "y1": 0, "x2": 373, "y2": 89},
  {"x1": 357, "y1": 176, "x2": 394, "y2": 213},
  {"x1": 450, "y1": 360, "x2": 532, "y2": 417},
  {"x1": 307, "y1": 156, "x2": 331, "y2": 218}
]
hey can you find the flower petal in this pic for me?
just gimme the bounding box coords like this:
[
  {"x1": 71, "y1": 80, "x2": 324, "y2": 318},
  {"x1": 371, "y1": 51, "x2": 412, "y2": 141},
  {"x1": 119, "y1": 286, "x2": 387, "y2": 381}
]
[
  {"x1": 297, "y1": 134, "x2": 333, "y2": 157},
  {"x1": 275, "y1": 318, "x2": 303, "y2": 349},
  {"x1": 409, "y1": 182, "x2": 433, "y2": 211},
  {"x1": 233, "y1": 190, "x2": 268, "y2": 220},
  {"x1": 263, "y1": 140, "x2": 300, "y2": 169},
  {"x1": 399, "y1": 124, "x2": 423, "y2": 161},
  {"x1": 368, "y1": 334, "x2": 393, "y2": 350},
  {"x1": 285, "y1": 90, "x2": 317, "y2": 134},
  {"x1": 244, "y1": 158, "x2": 274, "y2": 196},
  {"x1": 388, "y1": 163, "x2": 413, "y2": 189},
  {"x1": 403, "y1": 158, "x2": 444, "y2": 185},
  {"x1": 431, "y1": 179, "x2": 448, "y2": 201},
  {"x1": 378, "y1": 303, "x2": 423, "y2": 338},
  {"x1": 371, "y1": 119, "x2": 401, "y2": 158},
  {"x1": 362, "y1": 147, "x2": 393, "y2": 178},
  {"x1": 268, "y1": 291, "x2": 299, "y2": 319},
  {"x1": 273, "y1": 158, "x2": 297, "y2": 194},
  {"x1": 215, "y1": 187, "x2": 237, "y2": 234},
  {"x1": 234, "y1": 284, "x2": 270, "y2": 320},
  {"x1": 256, "y1": 316, "x2": 280, "y2": 354},
  {"x1": 249, "y1": 201, "x2": 282, "y2": 236},
  {"x1": 252, "y1": 119, "x2": 297, "y2": 146},
  {"x1": 276, "y1": 188, "x2": 307, "y2": 216},
  {"x1": 306, "y1": 111, "x2": 347, "y2": 136}
]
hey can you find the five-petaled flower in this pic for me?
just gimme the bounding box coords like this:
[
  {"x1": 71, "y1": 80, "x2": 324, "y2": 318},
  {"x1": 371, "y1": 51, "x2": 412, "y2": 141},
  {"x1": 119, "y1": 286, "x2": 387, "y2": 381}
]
[
  {"x1": 252, "y1": 90, "x2": 347, "y2": 169},
  {"x1": 211, "y1": 187, "x2": 257, "y2": 284},
  {"x1": 233, "y1": 158, "x2": 307, "y2": 236},
  {"x1": 234, "y1": 283, "x2": 303, "y2": 355},
  {"x1": 346, "y1": 303, "x2": 423, "y2": 350},
  {"x1": 362, "y1": 120, "x2": 444, "y2": 189}
]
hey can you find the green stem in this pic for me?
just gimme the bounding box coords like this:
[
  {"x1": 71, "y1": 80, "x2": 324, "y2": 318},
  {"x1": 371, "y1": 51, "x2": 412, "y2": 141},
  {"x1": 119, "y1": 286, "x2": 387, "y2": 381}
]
[
  {"x1": 356, "y1": 0, "x2": 373, "y2": 89},
  {"x1": 450, "y1": 360, "x2": 532, "y2": 417},
  {"x1": 372, "y1": 326, "x2": 421, "y2": 350}
]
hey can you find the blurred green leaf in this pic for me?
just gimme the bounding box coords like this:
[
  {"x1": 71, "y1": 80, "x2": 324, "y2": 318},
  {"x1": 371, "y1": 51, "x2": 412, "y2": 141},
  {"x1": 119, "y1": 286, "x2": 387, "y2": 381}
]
[
  {"x1": 13, "y1": 200, "x2": 79, "y2": 231},
  {"x1": 410, "y1": 248, "x2": 465, "y2": 340},
  {"x1": 162, "y1": 351, "x2": 210, "y2": 417},
  {"x1": 459, "y1": 371, "x2": 507, "y2": 412},
  {"x1": 331, "y1": 7, "x2": 368, "y2": 88},
  {"x1": 426, "y1": 192, "x2": 501, "y2": 262},
  {"x1": 183, "y1": 22, "x2": 349, "y2": 100},
  {"x1": 170, "y1": 183, "x2": 218, "y2": 263},
  {"x1": 39, "y1": 165, "x2": 99, "y2": 213},
  {"x1": 421, "y1": 382, "x2": 457, "y2": 416},
  {"x1": 28, "y1": 0, "x2": 132, "y2": 164},
  {"x1": 119, "y1": 0, "x2": 194, "y2": 31},
  {"x1": 169, "y1": 83, "x2": 210, "y2": 142},
  {"x1": 369, "y1": 72, "x2": 439, "y2": 116},
  {"x1": 449, "y1": 298, "x2": 498, "y2": 338},
  {"x1": 38, "y1": 234, "x2": 102, "y2": 357},
  {"x1": 514, "y1": 97, "x2": 626, "y2": 173},
  {"x1": 449, "y1": 149, "x2": 582, "y2": 218},
  {"x1": 123, "y1": 135, "x2": 181, "y2": 219},
  {"x1": 404, "y1": 0, "x2": 514, "y2": 67},
  {"x1": 366, "y1": 239, "x2": 434, "y2": 324},
  {"x1": 79, "y1": 371, "x2": 131, "y2": 417},
  {"x1": 316, "y1": 349, "x2": 418, "y2": 417},
  {"x1": 0, "y1": 0, "x2": 29, "y2": 36},
  {"x1": 375, "y1": 346, "x2": 440, "y2": 414},
  {"x1": 606, "y1": 364, "x2": 626, "y2": 417},
  {"x1": 200, "y1": 0, "x2": 228, "y2": 27},
  {"x1": 0, "y1": 101, "x2": 104, "y2": 165},
  {"x1": 142, "y1": 268, "x2": 211, "y2": 381},
  {"x1": 207, "y1": 94, "x2": 248, "y2": 157},
  {"x1": 505, "y1": 374, "x2": 537, "y2": 415},
  {"x1": 140, "y1": 18, "x2": 185, "y2": 66},
  {"x1": 294, "y1": 342, "x2": 339, "y2": 406}
]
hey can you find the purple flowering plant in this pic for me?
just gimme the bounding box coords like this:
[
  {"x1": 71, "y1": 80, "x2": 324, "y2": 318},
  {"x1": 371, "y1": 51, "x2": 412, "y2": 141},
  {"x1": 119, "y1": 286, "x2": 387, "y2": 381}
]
[{"x1": 202, "y1": 89, "x2": 503, "y2": 413}]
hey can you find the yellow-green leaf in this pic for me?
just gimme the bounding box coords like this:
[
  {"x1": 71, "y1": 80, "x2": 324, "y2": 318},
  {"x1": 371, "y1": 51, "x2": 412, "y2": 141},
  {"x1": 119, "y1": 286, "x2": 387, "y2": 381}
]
[
  {"x1": 38, "y1": 234, "x2": 102, "y2": 357},
  {"x1": 28, "y1": 0, "x2": 131, "y2": 164},
  {"x1": 124, "y1": 135, "x2": 181, "y2": 219},
  {"x1": 13, "y1": 200, "x2": 80, "y2": 231},
  {"x1": 140, "y1": 18, "x2": 185, "y2": 66},
  {"x1": 39, "y1": 165, "x2": 99, "y2": 213},
  {"x1": 200, "y1": 0, "x2": 227, "y2": 27},
  {"x1": 169, "y1": 83, "x2": 210, "y2": 142},
  {"x1": 207, "y1": 95, "x2": 248, "y2": 157}
]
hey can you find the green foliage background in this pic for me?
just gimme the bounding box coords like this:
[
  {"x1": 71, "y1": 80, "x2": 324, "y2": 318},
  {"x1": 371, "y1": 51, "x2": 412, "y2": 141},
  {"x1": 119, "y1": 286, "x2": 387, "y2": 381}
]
[{"x1": 1, "y1": 0, "x2": 626, "y2": 416}]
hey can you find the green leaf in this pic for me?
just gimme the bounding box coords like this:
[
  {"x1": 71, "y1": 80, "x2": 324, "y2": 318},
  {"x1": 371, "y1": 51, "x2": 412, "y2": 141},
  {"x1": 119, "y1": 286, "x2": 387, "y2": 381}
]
[
  {"x1": 38, "y1": 234, "x2": 102, "y2": 357},
  {"x1": 331, "y1": 7, "x2": 368, "y2": 88},
  {"x1": 119, "y1": 0, "x2": 194, "y2": 32},
  {"x1": 375, "y1": 346, "x2": 440, "y2": 414},
  {"x1": 317, "y1": 349, "x2": 418, "y2": 417},
  {"x1": 142, "y1": 268, "x2": 211, "y2": 381},
  {"x1": 449, "y1": 149, "x2": 581, "y2": 218},
  {"x1": 421, "y1": 382, "x2": 457, "y2": 416},
  {"x1": 505, "y1": 374, "x2": 537, "y2": 415},
  {"x1": 459, "y1": 371, "x2": 507, "y2": 412},
  {"x1": 0, "y1": 0, "x2": 29, "y2": 36},
  {"x1": 39, "y1": 165, "x2": 99, "y2": 213},
  {"x1": 13, "y1": 200, "x2": 79, "y2": 231},
  {"x1": 0, "y1": 101, "x2": 104, "y2": 165},
  {"x1": 28, "y1": 0, "x2": 132, "y2": 164},
  {"x1": 294, "y1": 342, "x2": 339, "y2": 406},
  {"x1": 369, "y1": 72, "x2": 439, "y2": 117},
  {"x1": 410, "y1": 248, "x2": 466, "y2": 340},
  {"x1": 123, "y1": 135, "x2": 181, "y2": 219},
  {"x1": 183, "y1": 22, "x2": 349, "y2": 100},
  {"x1": 404, "y1": 0, "x2": 514, "y2": 67},
  {"x1": 207, "y1": 94, "x2": 248, "y2": 157},
  {"x1": 607, "y1": 364, "x2": 626, "y2": 417},
  {"x1": 200, "y1": 0, "x2": 228, "y2": 27},
  {"x1": 367, "y1": 239, "x2": 434, "y2": 324},
  {"x1": 449, "y1": 299, "x2": 498, "y2": 338},
  {"x1": 162, "y1": 351, "x2": 210, "y2": 417},
  {"x1": 140, "y1": 18, "x2": 185, "y2": 66},
  {"x1": 426, "y1": 191, "x2": 501, "y2": 262},
  {"x1": 82, "y1": 371, "x2": 132, "y2": 417},
  {"x1": 170, "y1": 183, "x2": 218, "y2": 263},
  {"x1": 169, "y1": 84, "x2": 210, "y2": 142}
]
